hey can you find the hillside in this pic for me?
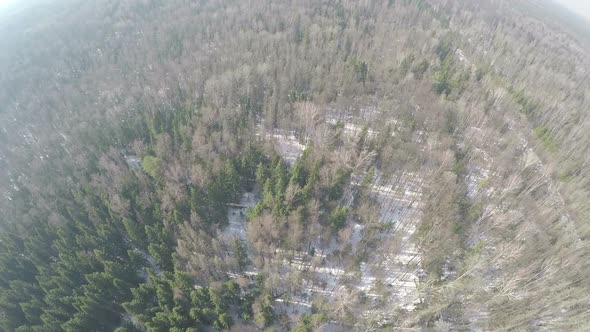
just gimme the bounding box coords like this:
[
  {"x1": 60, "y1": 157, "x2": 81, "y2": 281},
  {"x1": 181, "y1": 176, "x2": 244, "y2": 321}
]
[{"x1": 1, "y1": 0, "x2": 590, "y2": 331}]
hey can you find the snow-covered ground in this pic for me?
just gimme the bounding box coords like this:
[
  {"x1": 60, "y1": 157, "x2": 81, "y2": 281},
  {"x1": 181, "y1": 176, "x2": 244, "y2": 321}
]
[
  {"x1": 358, "y1": 169, "x2": 424, "y2": 311},
  {"x1": 262, "y1": 130, "x2": 306, "y2": 166},
  {"x1": 222, "y1": 113, "x2": 427, "y2": 326},
  {"x1": 223, "y1": 192, "x2": 258, "y2": 241}
]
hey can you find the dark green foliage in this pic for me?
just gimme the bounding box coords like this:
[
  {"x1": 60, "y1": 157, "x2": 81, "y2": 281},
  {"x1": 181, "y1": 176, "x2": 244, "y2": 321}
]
[
  {"x1": 123, "y1": 272, "x2": 240, "y2": 331},
  {"x1": 534, "y1": 126, "x2": 559, "y2": 152},
  {"x1": 123, "y1": 218, "x2": 147, "y2": 249},
  {"x1": 511, "y1": 88, "x2": 541, "y2": 116},
  {"x1": 142, "y1": 155, "x2": 161, "y2": 178},
  {"x1": 327, "y1": 168, "x2": 352, "y2": 201},
  {"x1": 412, "y1": 59, "x2": 430, "y2": 79},
  {"x1": 328, "y1": 206, "x2": 348, "y2": 231},
  {"x1": 146, "y1": 225, "x2": 174, "y2": 272},
  {"x1": 146, "y1": 107, "x2": 195, "y2": 146},
  {"x1": 271, "y1": 159, "x2": 289, "y2": 196},
  {"x1": 189, "y1": 151, "x2": 264, "y2": 225},
  {"x1": 262, "y1": 179, "x2": 274, "y2": 209},
  {"x1": 294, "y1": 15, "x2": 304, "y2": 44},
  {"x1": 289, "y1": 157, "x2": 307, "y2": 188},
  {"x1": 475, "y1": 67, "x2": 486, "y2": 82},
  {"x1": 399, "y1": 54, "x2": 415, "y2": 77},
  {"x1": 214, "y1": 312, "x2": 233, "y2": 330},
  {"x1": 433, "y1": 57, "x2": 453, "y2": 96},
  {"x1": 358, "y1": 166, "x2": 375, "y2": 201},
  {"x1": 233, "y1": 239, "x2": 249, "y2": 271},
  {"x1": 452, "y1": 147, "x2": 468, "y2": 177},
  {"x1": 293, "y1": 313, "x2": 328, "y2": 332},
  {"x1": 356, "y1": 126, "x2": 369, "y2": 154},
  {"x1": 0, "y1": 101, "x2": 264, "y2": 331},
  {"x1": 432, "y1": 39, "x2": 470, "y2": 98},
  {"x1": 302, "y1": 161, "x2": 320, "y2": 200},
  {"x1": 358, "y1": 62, "x2": 369, "y2": 84},
  {"x1": 436, "y1": 39, "x2": 453, "y2": 62},
  {"x1": 0, "y1": 194, "x2": 148, "y2": 331},
  {"x1": 351, "y1": 57, "x2": 369, "y2": 84},
  {"x1": 240, "y1": 145, "x2": 265, "y2": 190},
  {"x1": 256, "y1": 162, "x2": 270, "y2": 187},
  {"x1": 444, "y1": 109, "x2": 458, "y2": 134},
  {"x1": 253, "y1": 293, "x2": 274, "y2": 328},
  {"x1": 249, "y1": 148, "x2": 323, "y2": 222}
]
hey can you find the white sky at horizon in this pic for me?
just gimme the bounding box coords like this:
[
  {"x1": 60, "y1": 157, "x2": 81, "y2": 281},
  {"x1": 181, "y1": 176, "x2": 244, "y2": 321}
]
[
  {"x1": 555, "y1": 0, "x2": 590, "y2": 21},
  {"x1": 0, "y1": 0, "x2": 17, "y2": 9},
  {"x1": 0, "y1": 0, "x2": 588, "y2": 25},
  {"x1": 0, "y1": 0, "x2": 20, "y2": 14}
]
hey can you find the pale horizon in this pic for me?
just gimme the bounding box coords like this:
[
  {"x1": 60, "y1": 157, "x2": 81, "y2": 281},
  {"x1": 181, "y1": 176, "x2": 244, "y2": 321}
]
[
  {"x1": 553, "y1": 0, "x2": 590, "y2": 21},
  {"x1": 2, "y1": 0, "x2": 590, "y2": 22}
]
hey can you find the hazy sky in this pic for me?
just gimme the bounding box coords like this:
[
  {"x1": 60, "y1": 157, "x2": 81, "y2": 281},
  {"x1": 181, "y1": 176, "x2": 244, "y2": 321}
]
[
  {"x1": 555, "y1": 0, "x2": 590, "y2": 21},
  {"x1": 0, "y1": 0, "x2": 18, "y2": 11},
  {"x1": 0, "y1": 0, "x2": 589, "y2": 23}
]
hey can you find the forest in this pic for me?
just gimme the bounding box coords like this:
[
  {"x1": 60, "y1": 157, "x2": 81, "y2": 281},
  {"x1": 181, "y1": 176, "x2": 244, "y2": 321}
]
[{"x1": 1, "y1": 0, "x2": 590, "y2": 331}]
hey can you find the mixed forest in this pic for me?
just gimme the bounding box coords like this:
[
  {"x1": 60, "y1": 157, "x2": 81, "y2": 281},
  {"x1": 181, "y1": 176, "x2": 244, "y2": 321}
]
[{"x1": 1, "y1": 0, "x2": 590, "y2": 331}]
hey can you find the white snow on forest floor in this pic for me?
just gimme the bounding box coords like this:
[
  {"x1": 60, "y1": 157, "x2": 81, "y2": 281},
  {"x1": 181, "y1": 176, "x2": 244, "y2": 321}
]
[
  {"x1": 230, "y1": 116, "x2": 427, "y2": 321},
  {"x1": 465, "y1": 165, "x2": 491, "y2": 198},
  {"x1": 223, "y1": 192, "x2": 258, "y2": 241},
  {"x1": 124, "y1": 155, "x2": 141, "y2": 170},
  {"x1": 301, "y1": 169, "x2": 425, "y2": 313},
  {"x1": 266, "y1": 130, "x2": 306, "y2": 166},
  {"x1": 362, "y1": 169, "x2": 424, "y2": 311}
]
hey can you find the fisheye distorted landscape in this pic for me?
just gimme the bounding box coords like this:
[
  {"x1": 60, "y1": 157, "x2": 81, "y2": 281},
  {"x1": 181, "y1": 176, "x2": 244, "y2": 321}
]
[{"x1": 1, "y1": 0, "x2": 590, "y2": 331}]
